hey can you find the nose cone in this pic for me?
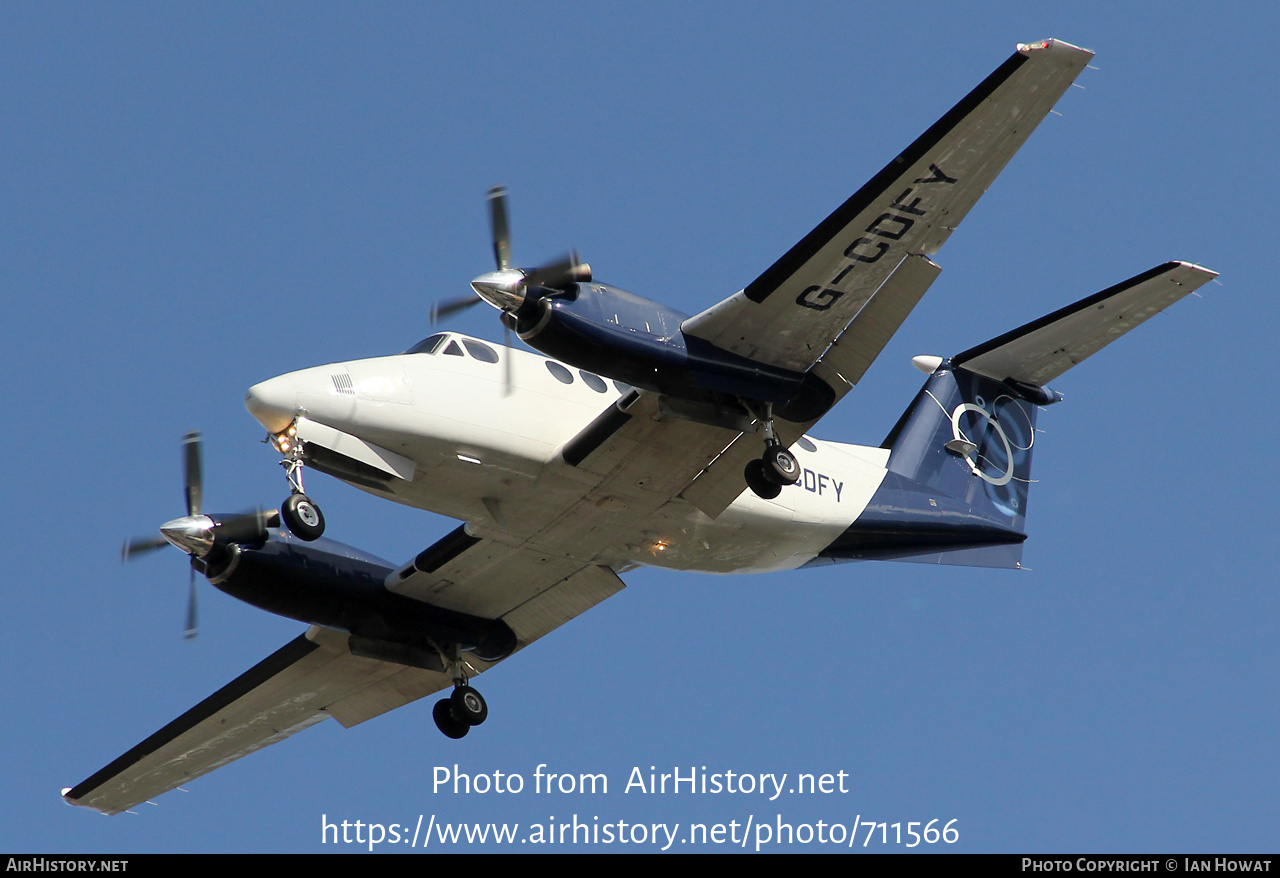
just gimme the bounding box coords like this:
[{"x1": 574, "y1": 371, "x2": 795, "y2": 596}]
[{"x1": 245, "y1": 376, "x2": 298, "y2": 433}]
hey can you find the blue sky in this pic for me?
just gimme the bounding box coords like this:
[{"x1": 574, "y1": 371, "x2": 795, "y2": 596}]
[{"x1": 4, "y1": 3, "x2": 1277, "y2": 853}]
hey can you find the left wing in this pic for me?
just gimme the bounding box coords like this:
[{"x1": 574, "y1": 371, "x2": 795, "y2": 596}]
[{"x1": 682, "y1": 40, "x2": 1093, "y2": 377}]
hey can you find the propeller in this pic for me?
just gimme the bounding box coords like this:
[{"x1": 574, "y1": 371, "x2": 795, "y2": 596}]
[
  {"x1": 121, "y1": 432, "x2": 275, "y2": 640},
  {"x1": 121, "y1": 431, "x2": 204, "y2": 562},
  {"x1": 429, "y1": 185, "x2": 592, "y2": 326},
  {"x1": 427, "y1": 186, "x2": 591, "y2": 396}
]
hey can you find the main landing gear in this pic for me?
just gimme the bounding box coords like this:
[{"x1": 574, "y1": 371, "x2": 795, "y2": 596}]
[
  {"x1": 270, "y1": 423, "x2": 326, "y2": 541},
  {"x1": 743, "y1": 403, "x2": 800, "y2": 500},
  {"x1": 432, "y1": 646, "x2": 488, "y2": 739}
]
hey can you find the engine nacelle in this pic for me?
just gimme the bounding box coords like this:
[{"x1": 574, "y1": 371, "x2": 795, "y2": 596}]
[
  {"x1": 203, "y1": 530, "x2": 517, "y2": 663},
  {"x1": 517, "y1": 282, "x2": 835, "y2": 421}
]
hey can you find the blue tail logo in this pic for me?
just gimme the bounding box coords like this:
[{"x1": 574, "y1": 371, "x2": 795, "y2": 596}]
[{"x1": 885, "y1": 364, "x2": 1038, "y2": 529}]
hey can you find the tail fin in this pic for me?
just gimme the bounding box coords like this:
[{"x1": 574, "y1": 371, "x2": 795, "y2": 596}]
[
  {"x1": 819, "y1": 261, "x2": 1216, "y2": 569},
  {"x1": 820, "y1": 364, "x2": 1038, "y2": 569},
  {"x1": 883, "y1": 362, "x2": 1038, "y2": 528}
]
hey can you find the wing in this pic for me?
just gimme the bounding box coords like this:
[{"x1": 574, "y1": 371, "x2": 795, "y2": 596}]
[
  {"x1": 64, "y1": 627, "x2": 418, "y2": 815},
  {"x1": 682, "y1": 39, "x2": 1094, "y2": 377},
  {"x1": 65, "y1": 559, "x2": 622, "y2": 816}
]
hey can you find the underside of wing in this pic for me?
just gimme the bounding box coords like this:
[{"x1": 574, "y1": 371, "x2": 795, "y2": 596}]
[
  {"x1": 68, "y1": 538, "x2": 625, "y2": 816},
  {"x1": 386, "y1": 530, "x2": 625, "y2": 647},
  {"x1": 682, "y1": 39, "x2": 1094, "y2": 377},
  {"x1": 63, "y1": 626, "x2": 452, "y2": 815},
  {"x1": 954, "y1": 262, "x2": 1218, "y2": 385}
]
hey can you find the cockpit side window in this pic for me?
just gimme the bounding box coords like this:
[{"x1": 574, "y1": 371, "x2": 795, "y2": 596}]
[
  {"x1": 442, "y1": 340, "x2": 465, "y2": 357},
  {"x1": 404, "y1": 333, "x2": 448, "y2": 355}
]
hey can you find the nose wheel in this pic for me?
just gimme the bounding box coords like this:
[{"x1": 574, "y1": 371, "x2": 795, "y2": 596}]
[
  {"x1": 271, "y1": 424, "x2": 326, "y2": 541},
  {"x1": 281, "y1": 493, "x2": 325, "y2": 541}
]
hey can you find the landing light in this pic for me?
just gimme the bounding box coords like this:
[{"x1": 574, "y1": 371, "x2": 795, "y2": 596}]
[{"x1": 270, "y1": 422, "x2": 299, "y2": 453}]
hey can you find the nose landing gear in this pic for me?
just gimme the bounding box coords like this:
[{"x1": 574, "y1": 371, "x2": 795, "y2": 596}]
[{"x1": 270, "y1": 423, "x2": 326, "y2": 541}]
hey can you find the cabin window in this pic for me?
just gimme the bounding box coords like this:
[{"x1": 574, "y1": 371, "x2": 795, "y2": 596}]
[
  {"x1": 796, "y1": 436, "x2": 817, "y2": 453},
  {"x1": 613, "y1": 380, "x2": 631, "y2": 395},
  {"x1": 463, "y1": 340, "x2": 499, "y2": 363},
  {"x1": 404, "y1": 333, "x2": 448, "y2": 355},
  {"x1": 545, "y1": 361, "x2": 574, "y2": 384},
  {"x1": 579, "y1": 371, "x2": 607, "y2": 392}
]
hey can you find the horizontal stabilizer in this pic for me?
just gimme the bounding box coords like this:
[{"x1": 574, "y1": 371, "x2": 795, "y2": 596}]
[{"x1": 954, "y1": 262, "x2": 1217, "y2": 385}]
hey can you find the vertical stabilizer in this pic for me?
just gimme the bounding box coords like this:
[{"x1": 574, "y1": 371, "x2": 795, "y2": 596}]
[{"x1": 816, "y1": 363, "x2": 1038, "y2": 568}]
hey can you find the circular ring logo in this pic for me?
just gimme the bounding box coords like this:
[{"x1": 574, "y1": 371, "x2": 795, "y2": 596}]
[{"x1": 950, "y1": 400, "x2": 1016, "y2": 486}]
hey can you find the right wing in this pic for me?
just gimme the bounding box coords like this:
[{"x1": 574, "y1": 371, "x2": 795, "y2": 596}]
[
  {"x1": 63, "y1": 626, "x2": 435, "y2": 816},
  {"x1": 65, "y1": 550, "x2": 623, "y2": 816}
]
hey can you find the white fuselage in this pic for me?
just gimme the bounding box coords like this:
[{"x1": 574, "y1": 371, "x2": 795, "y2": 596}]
[{"x1": 246, "y1": 333, "x2": 891, "y2": 575}]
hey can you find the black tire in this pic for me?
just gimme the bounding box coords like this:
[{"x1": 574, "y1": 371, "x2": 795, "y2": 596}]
[
  {"x1": 743, "y1": 459, "x2": 782, "y2": 500},
  {"x1": 763, "y1": 445, "x2": 801, "y2": 485},
  {"x1": 282, "y1": 493, "x2": 325, "y2": 541},
  {"x1": 433, "y1": 698, "x2": 470, "y2": 739},
  {"x1": 451, "y1": 685, "x2": 488, "y2": 726}
]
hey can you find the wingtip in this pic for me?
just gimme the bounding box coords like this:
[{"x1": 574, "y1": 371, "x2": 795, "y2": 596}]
[
  {"x1": 1173, "y1": 260, "x2": 1219, "y2": 279},
  {"x1": 60, "y1": 787, "x2": 94, "y2": 811},
  {"x1": 1017, "y1": 38, "x2": 1095, "y2": 59}
]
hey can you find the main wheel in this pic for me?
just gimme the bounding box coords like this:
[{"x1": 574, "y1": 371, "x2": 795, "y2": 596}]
[
  {"x1": 744, "y1": 459, "x2": 782, "y2": 500},
  {"x1": 282, "y1": 493, "x2": 325, "y2": 541},
  {"x1": 433, "y1": 698, "x2": 470, "y2": 739},
  {"x1": 762, "y1": 445, "x2": 801, "y2": 485},
  {"x1": 450, "y1": 685, "x2": 488, "y2": 726}
]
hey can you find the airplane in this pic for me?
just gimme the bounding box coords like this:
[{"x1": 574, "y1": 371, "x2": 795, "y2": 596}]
[{"x1": 63, "y1": 39, "x2": 1217, "y2": 815}]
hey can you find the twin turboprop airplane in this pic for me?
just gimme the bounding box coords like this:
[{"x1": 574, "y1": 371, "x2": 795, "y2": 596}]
[{"x1": 65, "y1": 39, "x2": 1217, "y2": 815}]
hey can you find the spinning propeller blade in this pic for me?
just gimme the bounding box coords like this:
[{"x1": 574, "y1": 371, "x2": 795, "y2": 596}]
[
  {"x1": 430, "y1": 295, "x2": 482, "y2": 325},
  {"x1": 523, "y1": 250, "x2": 592, "y2": 290},
  {"x1": 121, "y1": 534, "x2": 170, "y2": 561},
  {"x1": 183, "y1": 430, "x2": 202, "y2": 517},
  {"x1": 489, "y1": 184, "x2": 511, "y2": 272},
  {"x1": 184, "y1": 565, "x2": 198, "y2": 641}
]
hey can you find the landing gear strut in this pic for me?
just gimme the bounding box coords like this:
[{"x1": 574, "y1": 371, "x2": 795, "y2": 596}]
[
  {"x1": 432, "y1": 647, "x2": 489, "y2": 739},
  {"x1": 743, "y1": 402, "x2": 800, "y2": 499},
  {"x1": 271, "y1": 424, "x2": 326, "y2": 541}
]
